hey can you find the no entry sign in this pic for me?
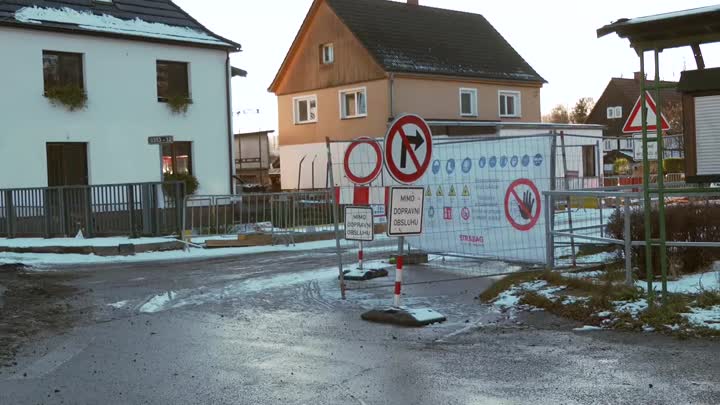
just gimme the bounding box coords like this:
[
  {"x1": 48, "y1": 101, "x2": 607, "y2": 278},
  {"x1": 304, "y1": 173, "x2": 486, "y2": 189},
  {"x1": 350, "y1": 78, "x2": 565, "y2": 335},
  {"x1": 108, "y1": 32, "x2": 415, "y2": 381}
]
[
  {"x1": 504, "y1": 178, "x2": 542, "y2": 232},
  {"x1": 387, "y1": 187, "x2": 425, "y2": 236},
  {"x1": 344, "y1": 206, "x2": 374, "y2": 242},
  {"x1": 344, "y1": 137, "x2": 383, "y2": 185},
  {"x1": 384, "y1": 115, "x2": 433, "y2": 184}
]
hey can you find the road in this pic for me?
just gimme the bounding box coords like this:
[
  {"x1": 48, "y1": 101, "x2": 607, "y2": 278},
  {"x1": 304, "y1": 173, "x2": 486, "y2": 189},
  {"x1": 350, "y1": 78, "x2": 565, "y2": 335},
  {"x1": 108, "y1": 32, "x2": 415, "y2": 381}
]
[{"x1": 0, "y1": 247, "x2": 718, "y2": 405}]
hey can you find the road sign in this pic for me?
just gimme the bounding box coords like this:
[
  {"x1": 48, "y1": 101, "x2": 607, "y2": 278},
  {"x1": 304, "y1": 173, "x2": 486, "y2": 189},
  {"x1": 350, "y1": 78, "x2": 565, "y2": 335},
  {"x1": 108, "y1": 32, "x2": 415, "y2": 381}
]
[
  {"x1": 344, "y1": 206, "x2": 374, "y2": 242},
  {"x1": 384, "y1": 114, "x2": 433, "y2": 184},
  {"x1": 344, "y1": 137, "x2": 383, "y2": 185},
  {"x1": 148, "y1": 136, "x2": 173, "y2": 145},
  {"x1": 387, "y1": 187, "x2": 424, "y2": 236},
  {"x1": 623, "y1": 92, "x2": 671, "y2": 134},
  {"x1": 504, "y1": 178, "x2": 542, "y2": 232},
  {"x1": 633, "y1": 134, "x2": 659, "y2": 160}
]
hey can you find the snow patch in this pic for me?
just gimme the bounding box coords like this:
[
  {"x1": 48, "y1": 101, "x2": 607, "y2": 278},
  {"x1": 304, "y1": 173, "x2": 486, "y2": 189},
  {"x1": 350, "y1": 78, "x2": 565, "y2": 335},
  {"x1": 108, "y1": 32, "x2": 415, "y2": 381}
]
[
  {"x1": 15, "y1": 7, "x2": 230, "y2": 46},
  {"x1": 637, "y1": 272, "x2": 720, "y2": 295},
  {"x1": 614, "y1": 299, "x2": 648, "y2": 317},
  {"x1": 108, "y1": 300, "x2": 129, "y2": 309},
  {"x1": 573, "y1": 325, "x2": 604, "y2": 331},
  {"x1": 0, "y1": 236, "x2": 175, "y2": 248},
  {"x1": 139, "y1": 292, "x2": 175, "y2": 313},
  {"x1": 683, "y1": 306, "x2": 720, "y2": 331}
]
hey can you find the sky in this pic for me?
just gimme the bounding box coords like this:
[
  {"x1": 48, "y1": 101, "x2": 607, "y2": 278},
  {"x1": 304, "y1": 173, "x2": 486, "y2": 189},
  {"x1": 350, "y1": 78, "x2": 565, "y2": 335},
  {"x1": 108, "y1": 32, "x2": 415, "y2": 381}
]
[{"x1": 174, "y1": 0, "x2": 720, "y2": 134}]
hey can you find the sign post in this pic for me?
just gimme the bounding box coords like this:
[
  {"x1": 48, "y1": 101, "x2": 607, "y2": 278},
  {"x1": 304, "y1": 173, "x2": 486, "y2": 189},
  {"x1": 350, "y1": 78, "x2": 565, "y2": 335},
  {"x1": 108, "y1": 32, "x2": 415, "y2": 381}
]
[{"x1": 360, "y1": 115, "x2": 445, "y2": 326}]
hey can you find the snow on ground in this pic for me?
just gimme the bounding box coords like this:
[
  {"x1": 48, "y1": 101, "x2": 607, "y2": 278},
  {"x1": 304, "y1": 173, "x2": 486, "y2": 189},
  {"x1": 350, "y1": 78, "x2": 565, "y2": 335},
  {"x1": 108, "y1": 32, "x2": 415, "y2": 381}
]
[
  {"x1": 15, "y1": 7, "x2": 230, "y2": 46},
  {"x1": 108, "y1": 300, "x2": 129, "y2": 309},
  {"x1": 557, "y1": 251, "x2": 618, "y2": 266},
  {"x1": 0, "y1": 238, "x2": 342, "y2": 269},
  {"x1": 614, "y1": 299, "x2": 649, "y2": 317},
  {"x1": 561, "y1": 270, "x2": 605, "y2": 279},
  {"x1": 573, "y1": 326, "x2": 604, "y2": 332},
  {"x1": 683, "y1": 306, "x2": 720, "y2": 331},
  {"x1": 0, "y1": 237, "x2": 175, "y2": 248},
  {"x1": 139, "y1": 292, "x2": 176, "y2": 314},
  {"x1": 637, "y1": 271, "x2": 720, "y2": 294}
]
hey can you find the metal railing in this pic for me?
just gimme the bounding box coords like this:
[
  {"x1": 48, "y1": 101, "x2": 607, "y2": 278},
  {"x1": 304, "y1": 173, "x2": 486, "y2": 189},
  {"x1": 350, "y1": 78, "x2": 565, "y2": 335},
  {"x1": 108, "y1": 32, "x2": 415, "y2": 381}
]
[
  {"x1": 184, "y1": 190, "x2": 337, "y2": 244},
  {"x1": 0, "y1": 182, "x2": 184, "y2": 238}
]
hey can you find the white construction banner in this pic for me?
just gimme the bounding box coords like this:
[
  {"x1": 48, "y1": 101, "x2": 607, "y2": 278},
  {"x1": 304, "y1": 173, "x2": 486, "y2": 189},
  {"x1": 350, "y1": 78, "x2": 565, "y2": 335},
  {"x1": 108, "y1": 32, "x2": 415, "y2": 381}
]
[{"x1": 409, "y1": 136, "x2": 553, "y2": 264}]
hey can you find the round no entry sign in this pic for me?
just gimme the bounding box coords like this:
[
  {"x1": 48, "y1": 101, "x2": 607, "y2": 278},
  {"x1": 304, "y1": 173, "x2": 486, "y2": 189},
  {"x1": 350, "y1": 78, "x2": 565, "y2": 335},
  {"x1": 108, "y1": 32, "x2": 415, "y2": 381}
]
[
  {"x1": 384, "y1": 114, "x2": 433, "y2": 184},
  {"x1": 504, "y1": 178, "x2": 542, "y2": 232},
  {"x1": 343, "y1": 137, "x2": 383, "y2": 185}
]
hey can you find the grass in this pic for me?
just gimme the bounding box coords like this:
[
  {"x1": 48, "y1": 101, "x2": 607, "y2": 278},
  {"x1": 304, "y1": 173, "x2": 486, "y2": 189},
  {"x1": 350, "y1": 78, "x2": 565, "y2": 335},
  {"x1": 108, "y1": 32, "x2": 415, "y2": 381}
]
[
  {"x1": 478, "y1": 271, "x2": 542, "y2": 302},
  {"x1": 695, "y1": 290, "x2": 720, "y2": 309}
]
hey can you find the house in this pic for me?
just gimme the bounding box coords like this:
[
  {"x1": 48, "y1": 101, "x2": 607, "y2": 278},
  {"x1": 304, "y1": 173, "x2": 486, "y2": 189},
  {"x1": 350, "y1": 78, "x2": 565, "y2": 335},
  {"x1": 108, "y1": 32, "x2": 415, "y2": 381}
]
[
  {"x1": 0, "y1": 0, "x2": 242, "y2": 195},
  {"x1": 235, "y1": 130, "x2": 275, "y2": 190},
  {"x1": 585, "y1": 73, "x2": 683, "y2": 175},
  {"x1": 269, "y1": 0, "x2": 569, "y2": 190},
  {"x1": 678, "y1": 68, "x2": 720, "y2": 183}
]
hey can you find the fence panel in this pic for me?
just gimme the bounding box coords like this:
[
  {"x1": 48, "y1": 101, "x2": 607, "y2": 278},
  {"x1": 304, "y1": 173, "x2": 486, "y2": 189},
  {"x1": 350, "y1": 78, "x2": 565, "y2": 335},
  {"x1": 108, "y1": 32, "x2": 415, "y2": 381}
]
[{"x1": 0, "y1": 182, "x2": 183, "y2": 238}]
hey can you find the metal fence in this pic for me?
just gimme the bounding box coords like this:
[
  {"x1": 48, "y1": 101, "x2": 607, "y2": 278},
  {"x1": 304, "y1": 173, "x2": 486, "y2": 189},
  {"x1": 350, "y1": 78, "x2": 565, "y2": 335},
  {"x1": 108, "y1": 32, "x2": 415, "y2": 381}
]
[
  {"x1": 0, "y1": 182, "x2": 184, "y2": 238},
  {"x1": 184, "y1": 190, "x2": 337, "y2": 244}
]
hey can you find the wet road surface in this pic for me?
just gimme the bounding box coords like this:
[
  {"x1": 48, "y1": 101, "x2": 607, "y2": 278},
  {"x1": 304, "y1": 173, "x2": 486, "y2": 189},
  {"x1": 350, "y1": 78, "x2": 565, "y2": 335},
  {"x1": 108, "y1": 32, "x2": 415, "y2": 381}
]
[{"x1": 0, "y1": 248, "x2": 718, "y2": 404}]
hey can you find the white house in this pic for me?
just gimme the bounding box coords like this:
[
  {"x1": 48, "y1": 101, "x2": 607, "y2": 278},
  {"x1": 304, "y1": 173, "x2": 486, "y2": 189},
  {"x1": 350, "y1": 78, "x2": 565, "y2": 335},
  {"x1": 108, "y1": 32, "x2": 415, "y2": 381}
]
[{"x1": 0, "y1": 1, "x2": 241, "y2": 195}]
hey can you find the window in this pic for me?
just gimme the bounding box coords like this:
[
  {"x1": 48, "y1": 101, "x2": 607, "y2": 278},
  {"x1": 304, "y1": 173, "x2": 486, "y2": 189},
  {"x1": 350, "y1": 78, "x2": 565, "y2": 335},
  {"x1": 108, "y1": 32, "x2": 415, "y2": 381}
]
[
  {"x1": 582, "y1": 145, "x2": 597, "y2": 177},
  {"x1": 162, "y1": 142, "x2": 193, "y2": 175},
  {"x1": 499, "y1": 91, "x2": 521, "y2": 117},
  {"x1": 157, "y1": 61, "x2": 190, "y2": 101},
  {"x1": 294, "y1": 95, "x2": 318, "y2": 124},
  {"x1": 459, "y1": 88, "x2": 478, "y2": 116},
  {"x1": 340, "y1": 88, "x2": 367, "y2": 119},
  {"x1": 607, "y1": 106, "x2": 623, "y2": 119},
  {"x1": 43, "y1": 51, "x2": 84, "y2": 92},
  {"x1": 321, "y1": 43, "x2": 334, "y2": 65}
]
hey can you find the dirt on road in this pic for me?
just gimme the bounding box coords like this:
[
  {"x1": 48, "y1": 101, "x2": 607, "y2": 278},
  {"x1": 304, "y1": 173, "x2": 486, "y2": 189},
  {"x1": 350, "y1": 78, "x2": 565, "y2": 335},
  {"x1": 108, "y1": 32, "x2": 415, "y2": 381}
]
[{"x1": 0, "y1": 264, "x2": 86, "y2": 366}]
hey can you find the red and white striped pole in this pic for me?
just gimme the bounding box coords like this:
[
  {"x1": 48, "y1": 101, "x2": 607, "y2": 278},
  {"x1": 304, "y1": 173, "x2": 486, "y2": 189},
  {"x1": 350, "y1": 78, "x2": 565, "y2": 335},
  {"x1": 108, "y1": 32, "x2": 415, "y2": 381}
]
[
  {"x1": 358, "y1": 241, "x2": 364, "y2": 270},
  {"x1": 394, "y1": 236, "x2": 405, "y2": 307}
]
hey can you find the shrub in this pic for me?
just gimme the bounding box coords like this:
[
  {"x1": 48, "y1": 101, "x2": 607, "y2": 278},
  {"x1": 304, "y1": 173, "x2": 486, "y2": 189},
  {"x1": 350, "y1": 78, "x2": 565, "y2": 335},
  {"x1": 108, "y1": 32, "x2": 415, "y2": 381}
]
[
  {"x1": 166, "y1": 95, "x2": 191, "y2": 114},
  {"x1": 663, "y1": 158, "x2": 685, "y2": 174},
  {"x1": 163, "y1": 172, "x2": 199, "y2": 196},
  {"x1": 614, "y1": 158, "x2": 630, "y2": 175},
  {"x1": 607, "y1": 203, "x2": 720, "y2": 277},
  {"x1": 45, "y1": 85, "x2": 87, "y2": 111}
]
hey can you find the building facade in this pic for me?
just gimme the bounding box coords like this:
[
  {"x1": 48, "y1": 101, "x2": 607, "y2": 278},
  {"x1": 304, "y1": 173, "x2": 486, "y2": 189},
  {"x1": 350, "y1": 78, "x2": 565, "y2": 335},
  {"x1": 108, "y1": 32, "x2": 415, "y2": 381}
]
[
  {"x1": 0, "y1": 1, "x2": 241, "y2": 194},
  {"x1": 270, "y1": 0, "x2": 546, "y2": 189}
]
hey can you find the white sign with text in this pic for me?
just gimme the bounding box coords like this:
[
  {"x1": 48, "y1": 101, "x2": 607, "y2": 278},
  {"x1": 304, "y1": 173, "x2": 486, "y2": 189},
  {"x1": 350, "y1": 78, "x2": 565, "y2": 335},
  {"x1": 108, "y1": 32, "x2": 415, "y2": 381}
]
[
  {"x1": 344, "y1": 206, "x2": 374, "y2": 242},
  {"x1": 387, "y1": 187, "x2": 425, "y2": 236}
]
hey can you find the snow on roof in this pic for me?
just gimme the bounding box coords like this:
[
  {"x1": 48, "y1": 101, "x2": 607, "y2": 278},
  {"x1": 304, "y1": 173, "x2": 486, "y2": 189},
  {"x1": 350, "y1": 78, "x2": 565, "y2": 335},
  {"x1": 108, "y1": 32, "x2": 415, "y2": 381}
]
[
  {"x1": 14, "y1": 6, "x2": 232, "y2": 47},
  {"x1": 620, "y1": 4, "x2": 720, "y2": 25}
]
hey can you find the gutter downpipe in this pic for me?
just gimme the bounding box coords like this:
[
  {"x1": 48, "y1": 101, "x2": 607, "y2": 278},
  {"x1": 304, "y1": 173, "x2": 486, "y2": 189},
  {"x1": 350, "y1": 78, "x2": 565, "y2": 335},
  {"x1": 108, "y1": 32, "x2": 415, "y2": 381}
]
[
  {"x1": 389, "y1": 73, "x2": 395, "y2": 120},
  {"x1": 225, "y1": 52, "x2": 236, "y2": 194}
]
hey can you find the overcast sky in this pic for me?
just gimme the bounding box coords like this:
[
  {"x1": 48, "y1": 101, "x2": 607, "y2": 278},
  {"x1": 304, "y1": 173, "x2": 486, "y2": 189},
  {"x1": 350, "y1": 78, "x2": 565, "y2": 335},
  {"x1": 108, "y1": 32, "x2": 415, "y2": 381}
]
[{"x1": 174, "y1": 0, "x2": 720, "y2": 134}]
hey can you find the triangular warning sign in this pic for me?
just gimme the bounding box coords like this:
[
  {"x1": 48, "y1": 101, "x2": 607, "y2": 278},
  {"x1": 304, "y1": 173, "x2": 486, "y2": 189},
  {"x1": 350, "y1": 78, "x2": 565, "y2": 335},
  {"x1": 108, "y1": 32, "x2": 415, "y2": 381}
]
[
  {"x1": 426, "y1": 186, "x2": 433, "y2": 197},
  {"x1": 623, "y1": 91, "x2": 671, "y2": 134},
  {"x1": 449, "y1": 185, "x2": 457, "y2": 197},
  {"x1": 436, "y1": 186, "x2": 443, "y2": 197},
  {"x1": 462, "y1": 185, "x2": 471, "y2": 197}
]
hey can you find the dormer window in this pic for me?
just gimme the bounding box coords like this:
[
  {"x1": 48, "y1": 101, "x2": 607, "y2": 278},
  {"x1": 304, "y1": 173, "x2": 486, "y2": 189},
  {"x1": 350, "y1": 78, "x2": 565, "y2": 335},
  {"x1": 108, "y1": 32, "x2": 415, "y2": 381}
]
[{"x1": 321, "y1": 43, "x2": 334, "y2": 65}]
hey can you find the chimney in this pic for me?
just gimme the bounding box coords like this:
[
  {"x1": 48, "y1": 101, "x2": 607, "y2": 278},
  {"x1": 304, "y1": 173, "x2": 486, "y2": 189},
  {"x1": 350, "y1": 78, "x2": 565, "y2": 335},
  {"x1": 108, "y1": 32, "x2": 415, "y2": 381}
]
[
  {"x1": 407, "y1": 0, "x2": 419, "y2": 5},
  {"x1": 633, "y1": 71, "x2": 646, "y2": 82}
]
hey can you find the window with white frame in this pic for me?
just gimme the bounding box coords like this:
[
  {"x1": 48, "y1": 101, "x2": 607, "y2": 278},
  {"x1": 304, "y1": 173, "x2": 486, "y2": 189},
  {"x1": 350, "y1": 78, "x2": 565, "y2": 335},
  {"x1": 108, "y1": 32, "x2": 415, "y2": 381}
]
[
  {"x1": 607, "y1": 106, "x2": 623, "y2": 119},
  {"x1": 339, "y1": 87, "x2": 367, "y2": 119},
  {"x1": 321, "y1": 43, "x2": 334, "y2": 65},
  {"x1": 460, "y1": 88, "x2": 478, "y2": 116},
  {"x1": 293, "y1": 95, "x2": 317, "y2": 124},
  {"x1": 499, "y1": 91, "x2": 521, "y2": 117}
]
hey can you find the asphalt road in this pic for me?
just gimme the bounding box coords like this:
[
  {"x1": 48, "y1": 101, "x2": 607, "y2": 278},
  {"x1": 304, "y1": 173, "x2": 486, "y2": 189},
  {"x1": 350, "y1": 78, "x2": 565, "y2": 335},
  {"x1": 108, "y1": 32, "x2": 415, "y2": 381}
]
[{"x1": 0, "y1": 248, "x2": 718, "y2": 405}]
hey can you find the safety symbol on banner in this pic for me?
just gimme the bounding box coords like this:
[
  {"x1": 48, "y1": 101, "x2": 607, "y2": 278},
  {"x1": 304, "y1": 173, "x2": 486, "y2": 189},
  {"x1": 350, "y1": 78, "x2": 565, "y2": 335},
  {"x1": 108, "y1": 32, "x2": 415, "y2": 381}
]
[
  {"x1": 511, "y1": 156, "x2": 519, "y2": 168},
  {"x1": 479, "y1": 157, "x2": 487, "y2": 169},
  {"x1": 489, "y1": 156, "x2": 497, "y2": 168},
  {"x1": 449, "y1": 185, "x2": 457, "y2": 197},
  {"x1": 426, "y1": 186, "x2": 433, "y2": 197},
  {"x1": 522, "y1": 154, "x2": 531, "y2": 167},
  {"x1": 461, "y1": 207, "x2": 471, "y2": 221},
  {"x1": 462, "y1": 185, "x2": 471, "y2": 197},
  {"x1": 504, "y1": 178, "x2": 542, "y2": 232},
  {"x1": 383, "y1": 114, "x2": 434, "y2": 184},
  {"x1": 443, "y1": 207, "x2": 453, "y2": 221},
  {"x1": 500, "y1": 156, "x2": 509, "y2": 168},
  {"x1": 428, "y1": 206, "x2": 435, "y2": 218},
  {"x1": 436, "y1": 186, "x2": 444, "y2": 197},
  {"x1": 534, "y1": 153, "x2": 544, "y2": 167},
  {"x1": 432, "y1": 160, "x2": 441, "y2": 175},
  {"x1": 446, "y1": 159, "x2": 456, "y2": 175},
  {"x1": 461, "y1": 158, "x2": 472, "y2": 174}
]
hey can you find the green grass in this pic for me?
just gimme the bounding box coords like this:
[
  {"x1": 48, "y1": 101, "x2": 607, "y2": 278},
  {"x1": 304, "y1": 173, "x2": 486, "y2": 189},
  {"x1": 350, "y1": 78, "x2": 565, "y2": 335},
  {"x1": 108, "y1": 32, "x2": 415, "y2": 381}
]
[{"x1": 695, "y1": 290, "x2": 720, "y2": 309}]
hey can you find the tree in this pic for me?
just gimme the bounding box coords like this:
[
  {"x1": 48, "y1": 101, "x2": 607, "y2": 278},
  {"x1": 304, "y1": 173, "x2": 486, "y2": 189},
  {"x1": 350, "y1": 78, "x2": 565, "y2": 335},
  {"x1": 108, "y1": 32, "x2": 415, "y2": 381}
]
[
  {"x1": 570, "y1": 97, "x2": 595, "y2": 124},
  {"x1": 663, "y1": 101, "x2": 683, "y2": 135},
  {"x1": 545, "y1": 104, "x2": 570, "y2": 123}
]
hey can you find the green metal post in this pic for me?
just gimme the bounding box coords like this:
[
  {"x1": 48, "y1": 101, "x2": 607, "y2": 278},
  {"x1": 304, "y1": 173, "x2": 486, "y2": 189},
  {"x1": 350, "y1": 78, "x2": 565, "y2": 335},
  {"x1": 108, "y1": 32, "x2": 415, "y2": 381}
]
[
  {"x1": 654, "y1": 49, "x2": 669, "y2": 300},
  {"x1": 640, "y1": 52, "x2": 655, "y2": 304}
]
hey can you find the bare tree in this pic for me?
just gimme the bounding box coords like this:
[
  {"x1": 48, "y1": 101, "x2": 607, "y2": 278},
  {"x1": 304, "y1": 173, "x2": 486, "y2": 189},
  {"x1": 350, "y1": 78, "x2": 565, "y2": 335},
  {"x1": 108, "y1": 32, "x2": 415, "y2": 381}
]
[{"x1": 544, "y1": 104, "x2": 570, "y2": 123}]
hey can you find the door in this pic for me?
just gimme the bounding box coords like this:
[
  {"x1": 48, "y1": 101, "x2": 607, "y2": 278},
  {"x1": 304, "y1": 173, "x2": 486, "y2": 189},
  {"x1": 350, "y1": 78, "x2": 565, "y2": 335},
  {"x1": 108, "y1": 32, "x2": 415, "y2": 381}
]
[
  {"x1": 582, "y1": 145, "x2": 597, "y2": 177},
  {"x1": 46, "y1": 143, "x2": 88, "y2": 186}
]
